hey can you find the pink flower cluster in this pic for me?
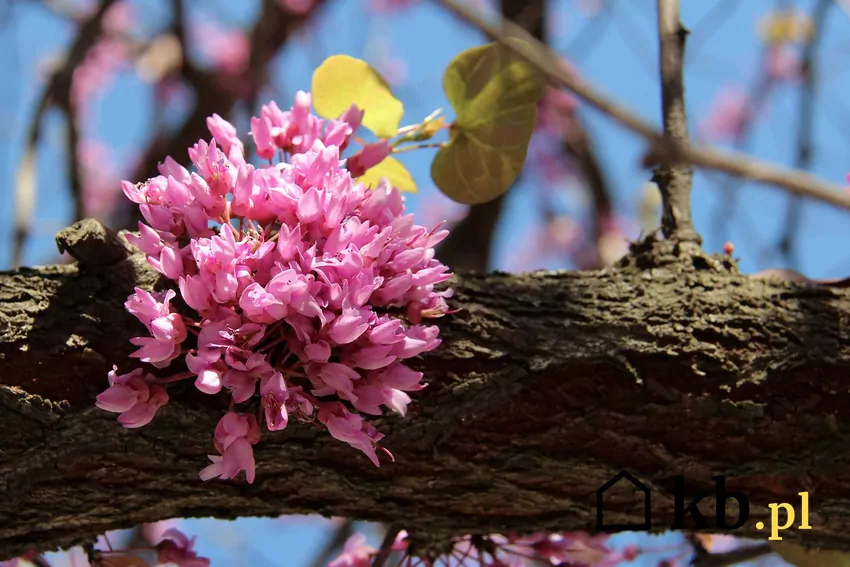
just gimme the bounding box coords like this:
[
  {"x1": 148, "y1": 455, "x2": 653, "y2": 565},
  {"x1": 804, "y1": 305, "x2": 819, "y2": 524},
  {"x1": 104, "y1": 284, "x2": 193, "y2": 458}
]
[
  {"x1": 327, "y1": 531, "x2": 633, "y2": 567},
  {"x1": 97, "y1": 92, "x2": 454, "y2": 483}
]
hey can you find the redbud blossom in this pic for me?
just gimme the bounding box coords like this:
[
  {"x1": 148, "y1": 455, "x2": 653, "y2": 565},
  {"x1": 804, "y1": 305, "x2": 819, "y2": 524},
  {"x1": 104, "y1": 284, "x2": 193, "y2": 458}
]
[
  {"x1": 96, "y1": 367, "x2": 168, "y2": 428},
  {"x1": 345, "y1": 140, "x2": 392, "y2": 177},
  {"x1": 156, "y1": 528, "x2": 211, "y2": 567},
  {"x1": 328, "y1": 533, "x2": 374, "y2": 567},
  {"x1": 103, "y1": 93, "x2": 453, "y2": 480}
]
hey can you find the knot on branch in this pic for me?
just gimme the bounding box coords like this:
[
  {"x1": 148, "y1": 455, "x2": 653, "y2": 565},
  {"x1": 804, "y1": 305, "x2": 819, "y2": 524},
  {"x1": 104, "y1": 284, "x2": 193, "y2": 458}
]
[
  {"x1": 55, "y1": 219, "x2": 134, "y2": 269},
  {"x1": 617, "y1": 230, "x2": 735, "y2": 274}
]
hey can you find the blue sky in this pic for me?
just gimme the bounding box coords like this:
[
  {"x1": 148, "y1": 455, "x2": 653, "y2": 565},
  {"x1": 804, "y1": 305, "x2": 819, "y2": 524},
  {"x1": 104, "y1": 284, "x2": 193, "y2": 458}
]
[{"x1": 2, "y1": 0, "x2": 847, "y2": 564}]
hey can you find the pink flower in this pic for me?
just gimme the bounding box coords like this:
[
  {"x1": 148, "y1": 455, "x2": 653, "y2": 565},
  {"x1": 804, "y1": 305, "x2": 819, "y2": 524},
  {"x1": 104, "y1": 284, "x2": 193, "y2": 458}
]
[
  {"x1": 156, "y1": 528, "x2": 211, "y2": 567},
  {"x1": 78, "y1": 140, "x2": 126, "y2": 219},
  {"x1": 110, "y1": 91, "x2": 453, "y2": 478},
  {"x1": 96, "y1": 367, "x2": 169, "y2": 428},
  {"x1": 366, "y1": 0, "x2": 418, "y2": 13},
  {"x1": 346, "y1": 140, "x2": 392, "y2": 177},
  {"x1": 125, "y1": 288, "x2": 187, "y2": 368},
  {"x1": 278, "y1": 0, "x2": 315, "y2": 13},
  {"x1": 698, "y1": 89, "x2": 752, "y2": 143},
  {"x1": 766, "y1": 45, "x2": 801, "y2": 82},
  {"x1": 328, "y1": 533, "x2": 375, "y2": 567},
  {"x1": 192, "y1": 20, "x2": 249, "y2": 77},
  {"x1": 319, "y1": 403, "x2": 385, "y2": 466},
  {"x1": 199, "y1": 411, "x2": 261, "y2": 483}
]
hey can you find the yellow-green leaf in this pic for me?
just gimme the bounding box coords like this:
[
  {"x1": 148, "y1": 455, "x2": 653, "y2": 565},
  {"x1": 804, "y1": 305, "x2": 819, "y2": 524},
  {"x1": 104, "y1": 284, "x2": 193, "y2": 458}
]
[
  {"x1": 356, "y1": 156, "x2": 417, "y2": 193},
  {"x1": 772, "y1": 542, "x2": 850, "y2": 567},
  {"x1": 311, "y1": 55, "x2": 404, "y2": 139},
  {"x1": 431, "y1": 41, "x2": 545, "y2": 205}
]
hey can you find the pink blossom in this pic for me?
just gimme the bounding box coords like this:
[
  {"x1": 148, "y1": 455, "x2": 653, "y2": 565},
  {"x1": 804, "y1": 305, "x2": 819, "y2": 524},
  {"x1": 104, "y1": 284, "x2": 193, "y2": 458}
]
[
  {"x1": 319, "y1": 403, "x2": 385, "y2": 466},
  {"x1": 366, "y1": 0, "x2": 418, "y2": 13},
  {"x1": 156, "y1": 527, "x2": 211, "y2": 567},
  {"x1": 328, "y1": 533, "x2": 375, "y2": 567},
  {"x1": 199, "y1": 411, "x2": 261, "y2": 483},
  {"x1": 278, "y1": 0, "x2": 315, "y2": 13},
  {"x1": 698, "y1": 88, "x2": 752, "y2": 143},
  {"x1": 125, "y1": 288, "x2": 187, "y2": 368},
  {"x1": 766, "y1": 45, "x2": 801, "y2": 82},
  {"x1": 96, "y1": 366, "x2": 169, "y2": 428},
  {"x1": 109, "y1": 92, "x2": 453, "y2": 478},
  {"x1": 346, "y1": 140, "x2": 392, "y2": 177},
  {"x1": 78, "y1": 140, "x2": 127, "y2": 219},
  {"x1": 71, "y1": 37, "x2": 129, "y2": 112},
  {"x1": 191, "y1": 20, "x2": 249, "y2": 77}
]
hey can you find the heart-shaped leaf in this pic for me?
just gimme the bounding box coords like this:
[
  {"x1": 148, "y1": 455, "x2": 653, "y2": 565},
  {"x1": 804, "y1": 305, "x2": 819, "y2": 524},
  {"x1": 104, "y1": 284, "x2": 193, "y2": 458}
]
[
  {"x1": 311, "y1": 55, "x2": 404, "y2": 139},
  {"x1": 431, "y1": 41, "x2": 545, "y2": 205}
]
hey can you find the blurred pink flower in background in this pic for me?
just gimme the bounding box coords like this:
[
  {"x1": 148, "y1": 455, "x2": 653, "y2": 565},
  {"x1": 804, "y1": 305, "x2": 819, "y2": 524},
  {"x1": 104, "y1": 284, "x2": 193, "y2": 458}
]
[
  {"x1": 190, "y1": 19, "x2": 251, "y2": 96},
  {"x1": 70, "y1": 1, "x2": 134, "y2": 114},
  {"x1": 143, "y1": 518, "x2": 185, "y2": 544},
  {"x1": 78, "y1": 140, "x2": 128, "y2": 219},
  {"x1": 536, "y1": 87, "x2": 580, "y2": 134},
  {"x1": 766, "y1": 45, "x2": 802, "y2": 82},
  {"x1": 527, "y1": 61, "x2": 582, "y2": 187},
  {"x1": 366, "y1": 0, "x2": 418, "y2": 13},
  {"x1": 697, "y1": 88, "x2": 752, "y2": 143},
  {"x1": 527, "y1": 131, "x2": 579, "y2": 186},
  {"x1": 278, "y1": 0, "x2": 315, "y2": 14},
  {"x1": 192, "y1": 20, "x2": 250, "y2": 77},
  {"x1": 71, "y1": 38, "x2": 129, "y2": 111},
  {"x1": 155, "y1": 75, "x2": 192, "y2": 108},
  {"x1": 102, "y1": 0, "x2": 133, "y2": 34}
]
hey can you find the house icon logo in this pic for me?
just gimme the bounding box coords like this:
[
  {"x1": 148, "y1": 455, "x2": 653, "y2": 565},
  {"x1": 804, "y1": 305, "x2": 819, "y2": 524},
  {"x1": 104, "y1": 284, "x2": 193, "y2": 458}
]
[{"x1": 596, "y1": 470, "x2": 652, "y2": 531}]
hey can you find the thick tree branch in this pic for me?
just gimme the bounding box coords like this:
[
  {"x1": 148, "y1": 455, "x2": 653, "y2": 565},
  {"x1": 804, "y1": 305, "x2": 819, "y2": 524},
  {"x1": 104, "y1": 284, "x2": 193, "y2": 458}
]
[
  {"x1": 654, "y1": 0, "x2": 699, "y2": 247},
  {"x1": 4, "y1": 221, "x2": 850, "y2": 558},
  {"x1": 437, "y1": 0, "x2": 850, "y2": 213}
]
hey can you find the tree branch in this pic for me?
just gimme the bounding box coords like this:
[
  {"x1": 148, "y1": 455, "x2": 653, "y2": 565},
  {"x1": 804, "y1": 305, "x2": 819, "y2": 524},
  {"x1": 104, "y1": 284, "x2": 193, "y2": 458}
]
[
  {"x1": 120, "y1": 0, "x2": 325, "y2": 230},
  {"x1": 5, "y1": 221, "x2": 850, "y2": 557},
  {"x1": 436, "y1": 0, "x2": 850, "y2": 213},
  {"x1": 654, "y1": 0, "x2": 699, "y2": 247},
  {"x1": 778, "y1": 0, "x2": 832, "y2": 267},
  {"x1": 13, "y1": 0, "x2": 118, "y2": 267}
]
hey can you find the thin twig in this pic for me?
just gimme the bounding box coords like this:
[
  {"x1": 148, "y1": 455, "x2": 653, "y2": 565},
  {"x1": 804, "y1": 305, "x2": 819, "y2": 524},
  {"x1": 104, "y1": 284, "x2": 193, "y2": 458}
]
[
  {"x1": 436, "y1": 0, "x2": 850, "y2": 213},
  {"x1": 371, "y1": 524, "x2": 401, "y2": 567},
  {"x1": 307, "y1": 519, "x2": 355, "y2": 567},
  {"x1": 778, "y1": 0, "x2": 833, "y2": 267},
  {"x1": 654, "y1": 0, "x2": 700, "y2": 246}
]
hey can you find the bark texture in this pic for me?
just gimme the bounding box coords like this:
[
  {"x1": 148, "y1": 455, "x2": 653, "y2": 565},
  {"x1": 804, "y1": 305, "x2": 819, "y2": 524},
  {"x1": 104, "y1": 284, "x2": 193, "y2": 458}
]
[{"x1": 2, "y1": 220, "x2": 850, "y2": 559}]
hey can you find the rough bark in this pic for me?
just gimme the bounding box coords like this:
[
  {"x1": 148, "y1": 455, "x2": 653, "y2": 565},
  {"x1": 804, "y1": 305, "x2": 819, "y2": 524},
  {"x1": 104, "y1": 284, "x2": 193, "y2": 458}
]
[{"x1": 2, "y1": 221, "x2": 850, "y2": 559}]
